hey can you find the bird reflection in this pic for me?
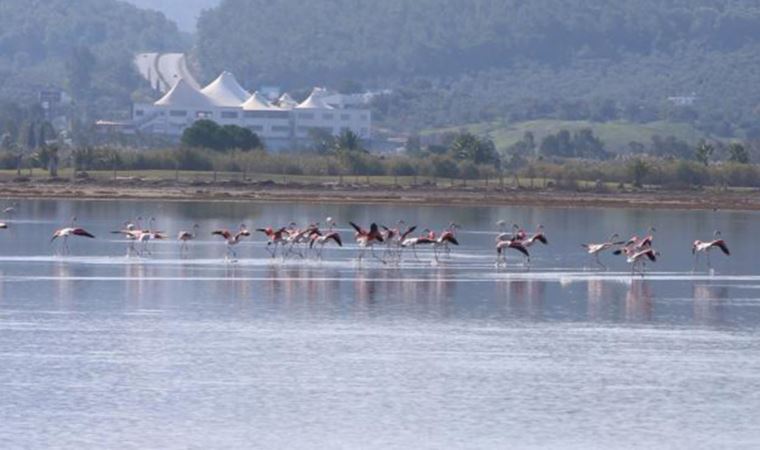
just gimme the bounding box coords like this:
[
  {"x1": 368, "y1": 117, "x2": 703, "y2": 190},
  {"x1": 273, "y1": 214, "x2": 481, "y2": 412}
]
[
  {"x1": 692, "y1": 283, "x2": 729, "y2": 325},
  {"x1": 624, "y1": 280, "x2": 653, "y2": 322},
  {"x1": 53, "y1": 261, "x2": 74, "y2": 309},
  {"x1": 498, "y1": 279, "x2": 546, "y2": 319},
  {"x1": 587, "y1": 279, "x2": 614, "y2": 321}
]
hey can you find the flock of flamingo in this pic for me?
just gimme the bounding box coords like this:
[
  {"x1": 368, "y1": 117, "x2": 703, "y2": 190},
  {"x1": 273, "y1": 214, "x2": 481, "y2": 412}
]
[{"x1": 0, "y1": 205, "x2": 728, "y2": 275}]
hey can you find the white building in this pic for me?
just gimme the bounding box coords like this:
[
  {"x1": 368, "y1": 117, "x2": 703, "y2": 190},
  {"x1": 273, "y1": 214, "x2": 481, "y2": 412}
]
[{"x1": 132, "y1": 71, "x2": 372, "y2": 148}]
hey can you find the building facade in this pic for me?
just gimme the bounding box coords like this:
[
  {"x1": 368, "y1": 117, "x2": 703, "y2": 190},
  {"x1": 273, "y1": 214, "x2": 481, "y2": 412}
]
[{"x1": 132, "y1": 72, "x2": 372, "y2": 148}]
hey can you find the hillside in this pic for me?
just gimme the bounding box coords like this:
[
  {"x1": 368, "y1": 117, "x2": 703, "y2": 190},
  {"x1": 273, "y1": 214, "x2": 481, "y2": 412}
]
[
  {"x1": 196, "y1": 0, "x2": 760, "y2": 137},
  {"x1": 0, "y1": 0, "x2": 183, "y2": 109},
  {"x1": 124, "y1": 0, "x2": 221, "y2": 31}
]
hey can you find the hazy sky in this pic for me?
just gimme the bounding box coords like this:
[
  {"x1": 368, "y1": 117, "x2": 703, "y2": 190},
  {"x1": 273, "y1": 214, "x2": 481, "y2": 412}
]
[{"x1": 124, "y1": 0, "x2": 221, "y2": 31}]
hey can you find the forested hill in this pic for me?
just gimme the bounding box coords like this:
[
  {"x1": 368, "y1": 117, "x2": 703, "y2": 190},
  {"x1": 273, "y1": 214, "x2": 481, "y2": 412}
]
[
  {"x1": 196, "y1": 0, "x2": 760, "y2": 137},
  {"x1": 124, "y1": 0, "x2": 221, "y2": 31},
  {"x1": 0, "y1": 0, "x2": 183, "y2": 108}
]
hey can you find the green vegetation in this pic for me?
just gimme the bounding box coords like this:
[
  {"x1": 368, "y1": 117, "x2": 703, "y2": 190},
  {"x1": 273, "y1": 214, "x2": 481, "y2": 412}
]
[
  {"x1": 0, "y1": 0, "x2": 183, "y2": 109},
  {"x1": 423, "y1": 120, "x2": 708, "y2": 154},
  {"x1": 181, "y1": 120, "x2": 263, "y2": 151},
  {"x1": 198, "y1": 0, "x2": 760, "y2": 137}
]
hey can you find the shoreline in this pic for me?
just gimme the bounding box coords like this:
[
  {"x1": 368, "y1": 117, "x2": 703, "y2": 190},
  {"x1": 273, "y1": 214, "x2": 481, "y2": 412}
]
[{"x1": 0, "y1": 179, "x2": 757, "y2": 211}]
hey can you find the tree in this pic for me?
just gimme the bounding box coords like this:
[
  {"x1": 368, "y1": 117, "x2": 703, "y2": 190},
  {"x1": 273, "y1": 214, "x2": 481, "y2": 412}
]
[
  {"x1": 695, "y1": 140, "x2": 714, "y2": 167},
  {"x1": 448, "y1": 132, "x2": 499, "y2": 166},
  {"x1": 308, "y1": 128, "x2": 336, "y2": 155},
  {"x1": 728, "y1": 142, "x2": 749, "y2": 164},
  {"x1": 65, "y1": 46, "x2": 96, "y2": 100},
  {"x1": 628, "y1": 158, "x2": 650, "y2": 188},
  {"x1": 181, "y1": 120, "x2": 262, "y2": 151}
]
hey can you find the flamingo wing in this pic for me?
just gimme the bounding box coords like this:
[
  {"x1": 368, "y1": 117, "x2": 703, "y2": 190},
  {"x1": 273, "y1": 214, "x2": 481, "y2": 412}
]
[
  {"x1": 645, "y1": 250, "x2": 657, "y2": 262},
  {"x1": 510, "y1": 243, "x2": 530, "y2": 257},
  {"x1": 401, "y1": 226, "x2": 417, "y2": 240},
  {"x1": 443, "y1": 235, "x2": 459, "y2": 245},
  {"x1": 329, "y1": 233, "x2": 343, "y2": 247},
  {"x1": 349, "y1": 222, "x2": 364, "y2": 234},
  {"x1": 212, "y1": 230, "x2": 232, "y2": 240},
  {"x1": 715, "y1": 240, "x2": 730, "y2": 255},
  {"x1": 73, "y1": 228, "x2": 95, "y2": 239},
  {"x1": 534, "y1": 234, "x2": 548, "y2": 245}
]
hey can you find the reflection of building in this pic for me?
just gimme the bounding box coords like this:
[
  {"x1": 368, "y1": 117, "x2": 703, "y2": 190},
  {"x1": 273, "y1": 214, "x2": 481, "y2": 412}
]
[{"x1": 131, "y1": 72, "x2": 372, "y2": 148}]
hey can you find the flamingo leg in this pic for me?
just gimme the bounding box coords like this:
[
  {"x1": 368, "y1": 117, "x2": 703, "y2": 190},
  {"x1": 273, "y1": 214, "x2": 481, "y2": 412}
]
[{"x1": 707, "y1": 251, "x2": 712, "y2": 270}]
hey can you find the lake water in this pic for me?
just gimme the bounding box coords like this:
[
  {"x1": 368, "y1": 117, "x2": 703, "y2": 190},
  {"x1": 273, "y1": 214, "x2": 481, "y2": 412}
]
[{"x1": 1, "y1": 199, "x2": 759, "y2": 449}]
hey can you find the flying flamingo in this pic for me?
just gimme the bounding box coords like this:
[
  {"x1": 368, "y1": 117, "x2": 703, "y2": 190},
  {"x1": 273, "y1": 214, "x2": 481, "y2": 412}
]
[
  {"x1": 257, "y1": 226, "x2": 290, "y2": 258},
  {"x1": 178, "y1": 224, "x2": 200, "y2": 252},
  {"x1": 582, "y1": 233, "x2": 624, "y2": 269},
  {"x1": 310, "y1": 219, "x2": 343, "y2": 259},
  {"x1": 350, "y1": 222, "x2": 385, "y2": 263},
  {"x1": 51, "y1": 217, "x2": 95, "y2": 254},
  {"x1": 3, "y1": 202, "x2": 18, "y2": 220},
  {"x1": 213, "y1": 224, "x2": 251, "y2": 260},
  {"x1": 692, "y1": 231, "x2": 730, "y2": 270},
  {"x1": 496, "y1": 238, "x2": 530, "y2": 267}
]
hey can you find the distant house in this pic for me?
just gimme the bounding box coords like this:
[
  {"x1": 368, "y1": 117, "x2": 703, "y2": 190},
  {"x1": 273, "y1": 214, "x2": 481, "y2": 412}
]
[
  {"x1": 131, "y1": 71, "x2": 372, "y2": 149},
  {"x1": 667, "y1": 93, "x2": 698, "y2": 106}
]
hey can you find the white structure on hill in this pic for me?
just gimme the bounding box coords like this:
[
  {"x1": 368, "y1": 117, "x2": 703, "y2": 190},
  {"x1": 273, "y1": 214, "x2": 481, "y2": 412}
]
[{"x1": 132, "y1": 72, "x2": 372, "y2": 147}]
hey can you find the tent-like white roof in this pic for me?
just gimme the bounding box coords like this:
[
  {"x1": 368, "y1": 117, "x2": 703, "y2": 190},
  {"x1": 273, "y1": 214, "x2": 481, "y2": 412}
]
[
  {"x1": 154, "y1": 79, "x2": 213, "y2": 109},
  {"x1": 277, "y1": 93, "x2": 298, "y2": 109},
  {"x1": 242, "y1": 91, "x2": 277, "y2": 111},
  {"x1": 201, "y1": 71, "x2": 251, "y2": 107},
  {"x1": 296, "y1": 88, "x2": 334, "y2": 110}
]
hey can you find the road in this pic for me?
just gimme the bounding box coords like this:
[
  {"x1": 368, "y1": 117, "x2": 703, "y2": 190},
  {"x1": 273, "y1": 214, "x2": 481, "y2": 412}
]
[{"x1": 134, "y1": 52, "x2": 201, "y2": 92}]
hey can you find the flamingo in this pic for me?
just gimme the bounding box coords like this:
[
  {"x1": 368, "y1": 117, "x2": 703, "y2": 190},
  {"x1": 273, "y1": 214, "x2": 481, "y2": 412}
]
[
  {"x1": 495, "y1": 221, "x2": 522, "y2": 243},
  {"x1": 431, "y1": 228, "x2": 460, "y2": 261},
  {"x1": 693, "y1": 231, "x2": 730, "y2": 270},
  {"x1": 350, "y1": 222, "x2": 385, "y2": 263},
  {"x1": 51, "y1": 217, "x2": 95, "y2": 254},
  {"x1": 178, "y1": 224, "x2": 200, "y2": 252},
  {"x1": 521, "y1": 224, "x2": 549, "y2": 248},
  {"x1": 582, "y1": 233, "x2": 625, "y2": 269},
  {"x1": 257, "y1": 226, "x2": 290, "y2": 258},
  {"x1": 622, "y1": 246, "x2": 659, "y2": 276},
  {"x1": 213, "y1": 224, "x2": 251, "y2": 260},
  {"x1": 310, "y1": 226, "x2": 343, "y2": 259},
  {"x1": 401, "y1": 229, "x2": 435, "y2": 260},
  {"x1": 3, "y1": 202, "x2": 18, "y2": 220},
  {"x1": 111, "y1": 220, "x2": 141, "y2": 256},
  {"x1": 496, "y1": 239, "x2": 530, "y2": 267},
  {"x1": 382, "y1": 221, "x2": 417, "y2": 261}
]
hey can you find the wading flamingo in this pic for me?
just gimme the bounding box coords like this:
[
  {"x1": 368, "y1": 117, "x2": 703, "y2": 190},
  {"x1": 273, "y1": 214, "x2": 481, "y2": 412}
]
[
  {"x1": 213, "y1": 224, "x2": 250, "y2": 260},
  {"x1": 350, "y1": 222, "x2": 385, "y2": 263},
  {"x1": 692, "y1": 231, "x2": 730, "y2": 270},
  {"x1": 51, "y1": 217, "x2": 95, "y2": 254},
  {"x1": 582, "y1": 233, "x2": 624, "y2": 269},
  {"x1": 496, "y1": 239, "x2": 530, "y2": 267},
  {"x1": 178, "y1": 224, "x2": 200, "y2": 252},
  {"x1": 257, "y1": 226, "x2": 289, "y2": 258}
]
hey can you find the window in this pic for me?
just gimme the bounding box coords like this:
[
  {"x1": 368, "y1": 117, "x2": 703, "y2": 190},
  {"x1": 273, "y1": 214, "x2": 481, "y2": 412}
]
[
  {"x1": 298, "y1": 112, "x2": 315, "y2": 120},
  {"x1": 221, "y1": 111, "x2": 239, "y2": 119},
  {"x1": 360, "y1": 114, "x2": 369, "y2": 121},
  {"x1": 341, "y1": 114, "x2": 350, "y2": 121},
  {"x1": 323, "y1": 113, "x2": 334, "y2": 120},
  {"x1": 196, "y1": 111, "x2": 212, "y2": 118},
  {"x1": 248, "y1": 125, "x2": 263, "y2": 132},
  {"x1": 135, "y1": 110, "x2": 144, "y2": 117},
  {"x1": 170, "y1": 110, "x2": 187, "y2": 117},
  {"x1": 272, "y1": 125, "x2": 291, "y2": 133}
]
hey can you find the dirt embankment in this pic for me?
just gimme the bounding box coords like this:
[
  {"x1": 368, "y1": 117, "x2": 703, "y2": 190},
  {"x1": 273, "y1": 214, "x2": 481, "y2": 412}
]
[{"x1": 0, "y1": 178, "x2": 757, "y2": 211}]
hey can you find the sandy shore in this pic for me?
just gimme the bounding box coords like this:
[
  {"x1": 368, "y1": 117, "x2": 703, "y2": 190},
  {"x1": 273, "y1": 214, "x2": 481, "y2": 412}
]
[{"x1": 0, "y1": 178, "x2": 757, "y2": 211}]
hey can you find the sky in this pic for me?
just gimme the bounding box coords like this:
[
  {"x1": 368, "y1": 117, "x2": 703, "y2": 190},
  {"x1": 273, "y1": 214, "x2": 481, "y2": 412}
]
[{"x1": 124, "y1": 0, "x2": 221, "y2": 31}]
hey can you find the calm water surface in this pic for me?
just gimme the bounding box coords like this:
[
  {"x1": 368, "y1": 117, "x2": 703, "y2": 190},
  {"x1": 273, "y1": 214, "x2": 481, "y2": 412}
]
[{"x1": 1, "y1": 199, "x2": 759, "y2": 449}]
